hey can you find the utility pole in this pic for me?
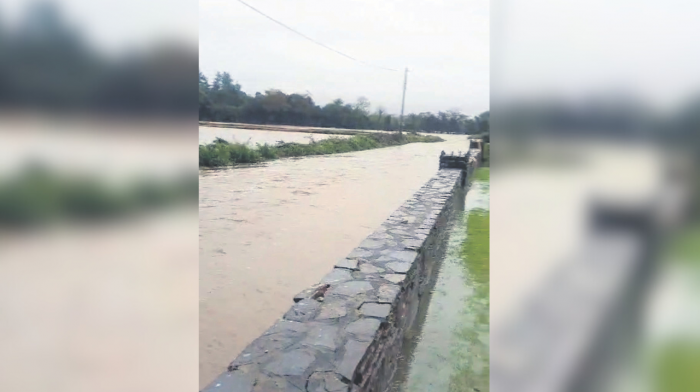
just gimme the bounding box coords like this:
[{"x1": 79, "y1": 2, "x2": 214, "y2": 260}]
[{"x1": 399, "y1": 67, "x2": 408, "y2": 132}]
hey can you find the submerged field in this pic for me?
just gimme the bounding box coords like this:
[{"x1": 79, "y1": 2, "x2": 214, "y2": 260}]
[
  {"x1": 394, "y1": 167, "x2": 490, "y2": 392},
  {"x1": 198, "y1": 132, "x2": 444, "y2": 167},
  {"x1": 450, "y1": 167, "x2": 490, "y2": 391}
]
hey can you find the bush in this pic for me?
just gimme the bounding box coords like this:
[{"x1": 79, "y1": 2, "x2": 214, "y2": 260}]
[
  {"x1": 257, "y1": 143, "x2": 278, "y2": 159},
  {"x1": 199, "y1": 132, "x2": 444, "y2": 167},
  {"x1": 0, "y1": 166, "x2": 197, "y2": 227}
]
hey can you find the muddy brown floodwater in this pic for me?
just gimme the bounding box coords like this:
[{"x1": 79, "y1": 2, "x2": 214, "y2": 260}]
[{"x1": 198, "y1": 130, "x2": 470, "y2": 388}]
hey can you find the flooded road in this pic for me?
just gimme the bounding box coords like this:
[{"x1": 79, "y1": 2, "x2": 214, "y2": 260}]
[
  {"x1": 199, "y1": 126, "x2": 349, "y2": 145},
  {"x1": 198, "y1": 129, "x2": 470, "y2": 387}
]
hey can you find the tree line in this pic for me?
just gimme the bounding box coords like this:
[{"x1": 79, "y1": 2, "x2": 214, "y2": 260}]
[{"x1": 199, "y1": 71, "x2": 489, "y2": 134}]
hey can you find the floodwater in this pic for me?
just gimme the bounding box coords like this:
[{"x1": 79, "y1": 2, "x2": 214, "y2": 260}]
[
  {"x1": 198, "y1": 126, "x2": 349, "y2": 145},
  {"x1": 391, "y1": 180, "x2": 490, "y2": 392},
  {"x1": 0, "y1": 118, "x2": 199, "y2": 391},
  {"x1": 198, "y1": 129, "x2": 470, "y2": 388},
  {"x1": 0, "y1": 210, "x2": 199, "y2": 392}
]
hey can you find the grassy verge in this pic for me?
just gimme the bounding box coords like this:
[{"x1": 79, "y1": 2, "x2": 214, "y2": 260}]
[
  {"x1": 651, "y1": 220, "x2": 700, "y2": 392},
  {"x1": 665, "y1": 221, "x2": 700, "y2": 267},
  {"x1": 199, "y1": 132, "x2": 444, "y2": 167},
  {"x1": 654, "y1": 340, "x2": 700, "y2": 392},
  {"x1": 449, "y1": 169, "x2": 490, "y2": 392},
  {"x1": 483, "y1": 142, "x2": 490, "y2": 165},
  {"x1": 472, "y1": 167, "x2": 489, "y2": 182},
  {"x1": 461, "y1": 208, "x2": 490, "y2": 297},
  {"x1": 464, "y1": 167, "x2": 489, "y2": 299},
  {"x1": 449, "y1": 208, "x2": 490, "y2": 392}
]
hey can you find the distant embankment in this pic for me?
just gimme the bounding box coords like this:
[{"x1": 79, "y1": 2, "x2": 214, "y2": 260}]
[
  {"x1": 201, "y1": 146, "x2": 483, "y2": 392},
  {"x1": 199, "y1": 133, "x2": 445, "y2": 168},
  {"x1": 199, "y1": 121, "x2": 369, "y2": 136}
]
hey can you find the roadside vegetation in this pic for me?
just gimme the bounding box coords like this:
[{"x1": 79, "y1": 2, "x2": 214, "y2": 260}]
[
  {"x1": 199, "y1": 132, "x2": 444, "y2": 167},
  {"x1": 0, "y1": 165, "x2": 197, "y2": 228},
  {"x1": 450, "y1": 167, "x2": 490, "y2": 392},
  {"x1": 472, "y1": 166, "x2": 490, "y2": 182},
  {"x1": 461, "y1": 168, "x2": 490, "y2": 312},
  {"x1": 461, "y1": 208, "x2": 490, "y2": 295},
  {"x1": 652, "y1": 211, "x2": 700, "y2": 392}
]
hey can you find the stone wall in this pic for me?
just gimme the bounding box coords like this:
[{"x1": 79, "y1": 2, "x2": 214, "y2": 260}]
[{"x1": 202, "y1": 150, "x2": 481, "y2": 392}]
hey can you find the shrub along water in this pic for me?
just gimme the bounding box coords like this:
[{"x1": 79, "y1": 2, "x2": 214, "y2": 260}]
[
  {"x1": 0, "y1": 165, "x2": 198, "y2": 227},
  {"x1": 199, "y1": 132, "x2": 444, "y2": 167}
]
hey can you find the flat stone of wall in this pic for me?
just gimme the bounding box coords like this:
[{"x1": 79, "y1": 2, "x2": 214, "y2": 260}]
[{"x1": 202, "y1": 151, "x2": 481, "y2": 392}]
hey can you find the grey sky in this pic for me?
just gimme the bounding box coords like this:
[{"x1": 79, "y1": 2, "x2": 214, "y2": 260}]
[
  {"x1": 493, "y1": 0, "x2": 700, "y2": 111},
  {"x1": 2, "y1": 0, "x2": 197, "y2": 53},
  {"x1": 200, "y1": 0, "x2": 489, "y2": 116}
]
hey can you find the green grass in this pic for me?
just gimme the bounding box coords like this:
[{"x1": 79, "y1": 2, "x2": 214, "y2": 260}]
[
  {"x1": 461, "y1": 208, "x2": 490, "y2": 301},
  {"x1": 199, "y1": 132, "x2": 444, "y2": 167},
  {"x1": 449, "y1": 208, "x2": 490, "y2": 392},
  {"x1": 654, "y1": 340, "x2": 700, "y2": 392},
  {"x1": 666, "y1": 222, "x2": 700, "y2": 266},
  {"x1": 472, "y1": 167, "x2": 489, "y2": 182},
  {"x1": 449, "y1": 178, "x2": 490, "y2": 392},
  {"x1": 652, "y1": 215, "x2": 700, "y2": 391}
]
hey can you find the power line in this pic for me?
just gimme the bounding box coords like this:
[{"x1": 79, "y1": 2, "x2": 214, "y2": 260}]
[{"x1": 235, "y1": 0, "x2": 398, "y2": 72}]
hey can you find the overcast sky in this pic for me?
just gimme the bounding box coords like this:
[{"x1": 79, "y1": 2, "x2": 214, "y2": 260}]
[
  {"x1": 3, "y1": 1, "x2": 697, "y2": 115},
  {"x1": 2, "y1": 0, "x2": 197, "y2": 52},
  {"x1": 493, "y1": 0, "x2": 700, "y2": 111},
  {"x1": 200, "y1": 0, "x2": 489, "y2": 116}
]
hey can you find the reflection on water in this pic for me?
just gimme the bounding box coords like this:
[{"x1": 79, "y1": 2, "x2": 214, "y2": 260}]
[
  {"x1": 392, "y1": 181, "x2": 490, "y2": 392},
  {"x1": 198, "y1": 126, "x2": 349, "y2": 145},
  {"x1": 198, "y1": 129, "x2": 469, "y2": 388}
]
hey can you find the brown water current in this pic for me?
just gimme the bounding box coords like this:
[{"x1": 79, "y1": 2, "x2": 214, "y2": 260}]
[{"x1": 198, "y1": 129, "x2": 470, "y2": 387}]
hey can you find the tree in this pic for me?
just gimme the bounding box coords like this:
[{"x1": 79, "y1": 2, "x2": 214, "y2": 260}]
[
  {"x1": 199, "y1": 71, "x2": 212, "y2": 119},
  {"x1": 371, "y1": 106, "x2": 386, "y2": 129},
  {"x1": 199, "y1": 72, "x2": 209, "y2": 91},
  {"x1": 287, "y1": 93, "x2": 317, "y2": 125},
  {"x1": 384, "y1": 115, "x2": 393, "y2": 130},
  {"x1": 477, "y1": 111, "x2": 490, "y2": 134},
  {"x1": 209, "y1": 72, "x2": 246, "y2": 115},
  {"x1": 354, "y1": 96, "x2": 371, "y2": 115},
  {"x1": 211, "y1": 72, "x2": 222, "y2": 91},
  {"x1": 199, "y1": 69, "x2": 485, "y2": 132}
]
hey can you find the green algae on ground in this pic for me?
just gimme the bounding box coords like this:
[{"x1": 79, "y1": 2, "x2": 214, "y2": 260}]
[
  {"x1": 653, "y1": 340, "x2": 700, "y2": 392},
  {"x1": 449, "y1": 168, "x2": 490, "y2": 392},
  {"x1": 472, "y1": 167, "x2": 489, "y2": 182},
  {"x1": 461, "y1": 208, "x2": 489, "y2": 295},
  {"x1": 388, "y1": 166, "x2": 490, "y2": 392},
  {"x1": 463, "y1": 166, "x2": 490, "y2": 292},
  {"x1": 449, "y1": 208, "x2": 490, "y2": 392},
  {"x1": 665, "y1": 222, "x2": 700, "y2": 267},
  {"x1": 396, "y1": 180, "x2": 489, "y2": 392},
  {"x1": 652, "y1": 221, "x2": 700, "y2": 392}
]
